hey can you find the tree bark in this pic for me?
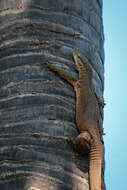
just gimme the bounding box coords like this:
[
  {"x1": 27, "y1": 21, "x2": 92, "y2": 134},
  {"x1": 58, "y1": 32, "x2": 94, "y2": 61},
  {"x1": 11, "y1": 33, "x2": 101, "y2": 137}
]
[{"x1": 0, "y1": 0, "x2": 105, "y2": 189}]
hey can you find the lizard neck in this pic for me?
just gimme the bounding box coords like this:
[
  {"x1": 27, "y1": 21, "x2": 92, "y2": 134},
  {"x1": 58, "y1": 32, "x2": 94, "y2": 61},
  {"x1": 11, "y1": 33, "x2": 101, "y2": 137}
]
[{"x1": 79, "y1": 65, "x2": 93, "y2": 85}]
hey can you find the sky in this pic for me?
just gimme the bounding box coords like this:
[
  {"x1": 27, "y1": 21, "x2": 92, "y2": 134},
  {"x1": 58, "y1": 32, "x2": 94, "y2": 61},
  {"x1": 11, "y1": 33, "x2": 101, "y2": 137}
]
[{"x1": 103, "y1": 1, "x2": 127, "y2": 189}]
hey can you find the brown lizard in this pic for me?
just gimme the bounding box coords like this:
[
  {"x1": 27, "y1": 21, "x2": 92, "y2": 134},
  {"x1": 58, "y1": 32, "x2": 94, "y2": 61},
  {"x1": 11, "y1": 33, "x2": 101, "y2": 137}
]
[{"x1": 42, "y1": 50, "x2": 103, "y2": 190}]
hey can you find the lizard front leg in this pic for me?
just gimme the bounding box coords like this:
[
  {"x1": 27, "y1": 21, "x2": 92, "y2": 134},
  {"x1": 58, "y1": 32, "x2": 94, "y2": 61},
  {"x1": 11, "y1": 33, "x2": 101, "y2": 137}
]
[{"x1": 42, "y1": 61, "x2": 76, "y2": 86}]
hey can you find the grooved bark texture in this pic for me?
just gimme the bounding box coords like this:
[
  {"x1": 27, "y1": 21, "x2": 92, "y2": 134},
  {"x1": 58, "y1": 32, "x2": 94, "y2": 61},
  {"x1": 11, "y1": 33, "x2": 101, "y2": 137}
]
[{"x1": 0, "y1": 0, "x2": 105, "y2": 189}]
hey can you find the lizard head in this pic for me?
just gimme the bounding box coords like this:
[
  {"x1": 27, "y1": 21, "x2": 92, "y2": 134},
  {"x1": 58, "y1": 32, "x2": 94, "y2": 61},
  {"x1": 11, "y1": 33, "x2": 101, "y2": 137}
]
[
  {"x1": 72, "y1": 50, "x2": 85, "y2": 71},
  {"x1": 72, "y1": 50, "x2": 93, "y2": 76}
]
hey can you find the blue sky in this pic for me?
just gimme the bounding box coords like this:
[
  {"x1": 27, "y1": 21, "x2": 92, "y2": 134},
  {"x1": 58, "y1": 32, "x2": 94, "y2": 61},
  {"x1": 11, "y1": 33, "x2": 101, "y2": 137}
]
[{"x1": 103, "y1": 1, "x2": 127, "y2": 189}]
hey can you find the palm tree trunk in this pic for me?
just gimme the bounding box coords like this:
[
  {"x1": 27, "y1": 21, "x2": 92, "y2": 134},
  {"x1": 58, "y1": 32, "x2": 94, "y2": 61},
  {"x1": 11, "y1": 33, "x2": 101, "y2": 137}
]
[{"x1": 0, "y1": 0, "x2": 105, "y2": 189}]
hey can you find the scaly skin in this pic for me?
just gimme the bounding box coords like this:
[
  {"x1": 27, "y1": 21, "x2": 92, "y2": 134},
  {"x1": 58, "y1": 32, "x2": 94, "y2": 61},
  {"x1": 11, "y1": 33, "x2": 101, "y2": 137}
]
[{"x1": 42, "y1": 50, "x2": 103, "y2": 190}]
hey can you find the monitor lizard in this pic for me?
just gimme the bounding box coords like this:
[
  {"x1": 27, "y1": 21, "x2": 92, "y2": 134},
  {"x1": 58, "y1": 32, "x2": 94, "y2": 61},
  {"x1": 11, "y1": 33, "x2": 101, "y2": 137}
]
[{"x1": 42, "y1": 50, "x2": 103, "y2": 190}]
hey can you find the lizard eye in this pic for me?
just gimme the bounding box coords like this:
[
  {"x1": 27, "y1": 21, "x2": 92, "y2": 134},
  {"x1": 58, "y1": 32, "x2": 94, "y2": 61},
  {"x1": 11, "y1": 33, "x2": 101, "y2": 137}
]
[{"x1": 76, "y1": 81, "x2": 80, "y2": 88}]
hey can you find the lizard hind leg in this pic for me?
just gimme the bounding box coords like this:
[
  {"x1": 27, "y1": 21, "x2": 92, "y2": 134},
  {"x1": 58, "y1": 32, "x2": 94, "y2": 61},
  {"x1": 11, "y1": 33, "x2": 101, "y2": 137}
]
[{"x1": 68, "y1": 131, "x2": 92, "y2": 155}]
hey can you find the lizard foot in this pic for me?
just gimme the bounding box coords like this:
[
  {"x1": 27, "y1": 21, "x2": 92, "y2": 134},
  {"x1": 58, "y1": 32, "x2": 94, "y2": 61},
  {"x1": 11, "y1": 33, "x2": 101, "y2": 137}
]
[{"x1": 67, "y1": 132, "x2": 92, "y2": 155}]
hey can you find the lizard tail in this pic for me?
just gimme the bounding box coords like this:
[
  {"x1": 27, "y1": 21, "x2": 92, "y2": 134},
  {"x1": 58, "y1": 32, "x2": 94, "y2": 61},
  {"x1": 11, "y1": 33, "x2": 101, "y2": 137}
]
[{"x1": 89, "y1": 140, "x2": 103, "y2": 190}]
